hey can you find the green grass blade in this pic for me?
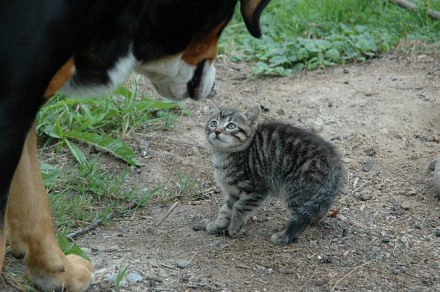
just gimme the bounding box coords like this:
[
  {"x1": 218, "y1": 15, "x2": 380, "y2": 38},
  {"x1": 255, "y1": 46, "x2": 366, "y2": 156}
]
[
  {"x1": 57, "y1": 234, "x2": 91, "y2": 261},
  {"x1": 65, "y1": 139, "x2": 88, "y2": 167},
  {"x1": 40, "y1": 161, "x2": 60, "y2": 188},
  {"x1": 63, "y1": 131, "x2": 141, "y2": 167}
]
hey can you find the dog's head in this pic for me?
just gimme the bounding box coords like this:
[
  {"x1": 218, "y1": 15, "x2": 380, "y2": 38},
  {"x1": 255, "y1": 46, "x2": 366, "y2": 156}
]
[{"x1": 133, "y1": 0, "x2": 270, "y2": 100}]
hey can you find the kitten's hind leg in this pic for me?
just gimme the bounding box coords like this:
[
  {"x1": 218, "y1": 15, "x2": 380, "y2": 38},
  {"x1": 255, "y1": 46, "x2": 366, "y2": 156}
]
[
  {"x1": 206, "y1": 195, "x2": 237, "y2": 235},
  {"x1": 228, "y1": 193, "x2": 265, "y2": 238},
  {"x1": 271, "y1": 200, "x2": 331, "y2": 245}
]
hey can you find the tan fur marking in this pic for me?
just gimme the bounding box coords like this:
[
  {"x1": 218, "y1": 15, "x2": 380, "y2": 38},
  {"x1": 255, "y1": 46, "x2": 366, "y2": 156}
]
[
  {"x1": 182, "y1": 21, "x2": 227, "y2": 65},
  {"x1": 0, "y1": 231, "x2": 5, "y2": 275},
  {"x1": 44, "y1": 58, "x2": 75, "y2": 99},
  {"x1": 5, "y1": 126, "x2": 94, "y2": 290}
]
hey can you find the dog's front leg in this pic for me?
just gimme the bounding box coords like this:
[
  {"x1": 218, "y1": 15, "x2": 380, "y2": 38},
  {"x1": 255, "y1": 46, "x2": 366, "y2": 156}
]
[{"x1": 6, "y1": 126, "x2": 95, "y2": 291}]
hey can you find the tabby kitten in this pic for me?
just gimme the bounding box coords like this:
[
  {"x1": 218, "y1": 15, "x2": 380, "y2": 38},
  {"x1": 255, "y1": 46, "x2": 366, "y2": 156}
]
[{"x1": 205, "y1": 100, "x2": 345, "y2": 244}]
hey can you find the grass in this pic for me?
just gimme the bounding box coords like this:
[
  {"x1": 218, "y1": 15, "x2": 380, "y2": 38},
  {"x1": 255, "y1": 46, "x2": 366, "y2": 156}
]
[
  {"x1": 157, "y1": 172, "x2": 199, "y2": 203},
  {"x1": 219, "y1": 0, "x2": 440, "y2": 77},
  {"x1": 36, "y1": 77, "x2": 184, "y2": 240}
]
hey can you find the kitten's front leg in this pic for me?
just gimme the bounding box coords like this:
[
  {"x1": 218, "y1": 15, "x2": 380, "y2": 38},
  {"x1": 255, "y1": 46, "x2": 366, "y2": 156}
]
[
  {"x1": 228, "y1": 193, "x2": 264, "y2": 238},
  {"x1": 206, "y1": 195, "x2": 237, "y2": 235}
]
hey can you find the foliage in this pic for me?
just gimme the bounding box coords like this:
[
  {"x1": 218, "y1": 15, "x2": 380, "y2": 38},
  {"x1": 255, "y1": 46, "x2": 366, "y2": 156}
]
[
  {"x1": 37, "y1": 77, "x2": 181, "y2": 166},
  {"x1": 219, "y1": 0, "x2": 440, "y2": 77}
]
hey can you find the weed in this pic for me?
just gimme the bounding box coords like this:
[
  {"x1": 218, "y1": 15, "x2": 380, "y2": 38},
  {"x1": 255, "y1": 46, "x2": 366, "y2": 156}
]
[
  {"x1": 44, "y1": 156, "x2": 157, "y2": 232},
  {"x1": 157, "y1": 172, "x2": 198, "y2": 202},
  {"x1": 37, "y1": 79, "x2": 182, "y2": 166},
  {"x1": 115, "y1": 266, "x2": 129, "y2": 292}
]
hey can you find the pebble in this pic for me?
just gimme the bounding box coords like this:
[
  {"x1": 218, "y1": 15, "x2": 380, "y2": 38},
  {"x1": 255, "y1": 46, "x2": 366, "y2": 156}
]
[
  {"x1": 177, "y1": 260, "x2": 189, "y2": 269},
  {"x1": 435, "y1": 229, "x2": 440, "y2": 237},
  {"x1": 362, "y1": 159, "x2": 374, "y2": 172},
  {"x1": 127, "y1": 273, "x2": 143, "y2": 283},
  {"x1": 400, "y1": 201, "x2": 412, "y2": 210}
]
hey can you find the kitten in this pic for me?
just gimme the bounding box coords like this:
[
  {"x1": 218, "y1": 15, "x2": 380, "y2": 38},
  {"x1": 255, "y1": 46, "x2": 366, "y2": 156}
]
[{"x1": 205, "y1": 100, "x2": 345, "y2": 244}]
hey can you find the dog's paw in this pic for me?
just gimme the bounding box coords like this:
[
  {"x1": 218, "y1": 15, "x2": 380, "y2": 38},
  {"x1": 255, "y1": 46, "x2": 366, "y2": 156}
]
[{"x1": 29, "y1": 254, "x2": 95, "y2": 292}]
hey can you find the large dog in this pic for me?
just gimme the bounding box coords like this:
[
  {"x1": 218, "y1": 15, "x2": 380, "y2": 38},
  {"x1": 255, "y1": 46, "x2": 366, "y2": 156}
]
[{"x1": 0, "y1": 0, "x2": 270, "y2": 290}]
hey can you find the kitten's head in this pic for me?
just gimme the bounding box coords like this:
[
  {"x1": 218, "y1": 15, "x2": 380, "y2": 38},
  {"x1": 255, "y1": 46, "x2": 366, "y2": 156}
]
[{"x1": 205, "y1": 100, "x2": 261, "y2": 152}]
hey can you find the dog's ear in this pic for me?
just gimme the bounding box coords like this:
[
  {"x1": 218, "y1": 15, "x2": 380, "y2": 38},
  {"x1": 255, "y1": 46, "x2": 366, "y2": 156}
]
[{"x1": 240, "y1": 0, "x2": 271, "y2": 38}]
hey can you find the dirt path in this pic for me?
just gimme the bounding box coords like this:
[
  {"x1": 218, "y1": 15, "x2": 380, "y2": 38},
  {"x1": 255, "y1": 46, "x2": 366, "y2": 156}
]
[{"x1": 2, "y1": 52, "x2": 440, "y2": 291}]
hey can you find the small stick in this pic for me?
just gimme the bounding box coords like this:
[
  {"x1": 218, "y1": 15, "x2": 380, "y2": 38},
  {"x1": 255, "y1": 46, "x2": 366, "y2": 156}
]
[
  {"x1": 331, "y1": 261, "x2": 371, "y2": 291},
  {"x1": 138, "y1": 271, "x2": 164, "y2": 283},
  {"x1": 235, "y1": 264, "x2": 252, "y2": 270},
  {"x1": 155, "y1": 202, "x2": 178, "y2": 227},
  {"x1": 67, "y1": 201, "x2": 138, "y2": 241}
]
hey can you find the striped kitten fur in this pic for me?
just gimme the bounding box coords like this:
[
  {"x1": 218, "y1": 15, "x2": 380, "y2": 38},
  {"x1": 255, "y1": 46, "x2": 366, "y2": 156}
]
[{"x1": 205, "y1": 100, "x2": 345, "y2": 244}]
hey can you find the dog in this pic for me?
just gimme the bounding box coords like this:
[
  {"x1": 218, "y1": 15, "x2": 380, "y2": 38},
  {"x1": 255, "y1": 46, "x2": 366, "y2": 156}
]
[{"x1": 0, "y1": 0, "x2": 270, "y2": 290}]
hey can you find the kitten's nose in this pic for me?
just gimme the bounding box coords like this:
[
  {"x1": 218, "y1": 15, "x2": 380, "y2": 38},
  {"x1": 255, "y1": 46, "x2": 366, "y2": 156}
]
[{"x1": 215, "y1": 131, "x2": 221, "y2": 136}]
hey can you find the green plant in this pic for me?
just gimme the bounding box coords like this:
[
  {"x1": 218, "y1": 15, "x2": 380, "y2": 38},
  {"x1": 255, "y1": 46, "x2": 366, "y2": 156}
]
[
  {"x1": 176, "y1": 172, "x2": 198, "y2": 197},
  {"x1": 158, "y1": 172, "x2": 198, "y2": 202},
  {"x1": 219, "y1": 0, "x2": 440, "y2": 77},
  {"x1": 36, "y1": 78, "x2": 182, "y2": 166},
  {"x1": 44, "y1": 158, "x2": 157, "y2": 232},
  {"x1": 115, "y1": 266, "x2": 129, "y2": 292}
]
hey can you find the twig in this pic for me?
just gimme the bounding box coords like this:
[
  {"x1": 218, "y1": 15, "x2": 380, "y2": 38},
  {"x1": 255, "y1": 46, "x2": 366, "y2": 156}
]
[
  {"x1": 389, "y1": 0, "x2": 440, "y2": 20},
  {"x1": 155, "y1": 202, "x2": 178, "y2": 227},
  {"x1": 235, "y1": 263, "x2": 252, "y2": 270},
  {"x1": 137, "y1": 271, "x2": 164, "y2": 283},
  {"x1": 331, "y1": 261, "x2": 371, "y2": 291},
  {"x1": 67, "y1": 201, "x2": 138, "y2": 241}
]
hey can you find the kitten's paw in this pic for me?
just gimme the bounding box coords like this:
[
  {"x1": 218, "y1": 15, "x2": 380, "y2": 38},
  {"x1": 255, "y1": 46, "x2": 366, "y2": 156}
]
[
  {"x1": 227, "y1": 225, "x2": 243, "y2": 238},
  {"x1": 271, "y1": 231, "x2": 297, "y2": 245},
  {"x1": 206, "y1": 221, "x2": 227, "y2": 234}
]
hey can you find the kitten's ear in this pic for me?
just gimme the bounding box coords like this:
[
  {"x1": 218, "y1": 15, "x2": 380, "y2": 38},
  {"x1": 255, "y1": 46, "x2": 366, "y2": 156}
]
[
  {"x1": 243, "y1": 104, "x2": 261, "y2": 126},
  {"x1": 207, "y1": 99, "x2": 220, "y2": 116}
]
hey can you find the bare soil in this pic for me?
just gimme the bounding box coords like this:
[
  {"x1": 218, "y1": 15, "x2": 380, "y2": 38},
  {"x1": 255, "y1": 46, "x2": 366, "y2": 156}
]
[{"x1": 2, "y1": 52, "x2": 440, "y2": 291}]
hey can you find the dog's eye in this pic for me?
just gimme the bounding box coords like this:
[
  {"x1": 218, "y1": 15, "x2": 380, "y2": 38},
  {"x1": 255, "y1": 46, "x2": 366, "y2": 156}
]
[
  {"x1": 226, "y1": 123, "x2": 236, "y2": 130},
  {"x1": 210, "y1": 120, "x2": 217, "y2": 128}
]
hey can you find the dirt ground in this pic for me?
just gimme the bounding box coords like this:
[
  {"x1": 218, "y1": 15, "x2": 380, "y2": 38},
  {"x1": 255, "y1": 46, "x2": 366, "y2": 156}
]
[{"x1": 2, "y1": 52, "x2": 440, "y2": 291}]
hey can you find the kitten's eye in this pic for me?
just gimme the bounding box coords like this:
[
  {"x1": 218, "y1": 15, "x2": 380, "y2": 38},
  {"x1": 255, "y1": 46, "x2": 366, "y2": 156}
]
[
  {"x1": 226, "y1": 123, "x2": 236, "y2": 130},
  {"x1": 210, "y1": 120, "x2": 217, "y2": 128}
]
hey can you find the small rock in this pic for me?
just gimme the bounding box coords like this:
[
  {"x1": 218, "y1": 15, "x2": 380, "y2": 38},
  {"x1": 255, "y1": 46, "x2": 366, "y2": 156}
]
[
  {"x1": 343, "y1": 68, "x2": 349, "y2": 74},
  {"x1": 400, "y1": 201, "x2": 411, "y2": 210},
  {"x1": 119, "y1": 280, "x2": 128, "y2": 288},
  {"x1": 276, "y1": 109, "x2": 285, "y2": 115},
  {"x1": 105, "y1": 274, "x2": 116, "y2": 283},
  {"x1": 382, "y1": 238, "x2": 390, "y2": 243},
  {"x1": 364, "y1": 148, "x2": 376, "y2": 156},
  {"x1": 435, "y1": 229, "x2": 440, "y2": 237},
  {"x1": 342, "y1": 157, "x2": 352, "y2": 163},
  {"x1": 360, "y1": 193, "x2": 373, "y2": 201},
  {"x1": 139, "y1": 139, "x2": 149, "y2": 157},
  {"x1": 214, "y1": 281, "x2": 226, "y2": 288},
  {"x1": 127, "y1": 273, "x2": 143, "y2": 283},
  {"x1": 318, "y1": 255, "x2": 332, "y2": 264},
  {"x1": 260, "y1": 104, "x2": 270, "y2": 112},
  {"x1": 380, "y1": 128, "x2": 389, "y2": 135},
  {"x1": 177, "y1": 260, "x2": 189, "y2": 269},
  {"x1": 362, "y1": 159, "x2": 374, "y2": 172}
]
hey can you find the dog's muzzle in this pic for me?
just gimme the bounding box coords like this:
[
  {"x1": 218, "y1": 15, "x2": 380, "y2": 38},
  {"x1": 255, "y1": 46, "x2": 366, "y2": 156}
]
[{"x1": 187, "y1": 59, "x2": 216, "y2": 100}]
